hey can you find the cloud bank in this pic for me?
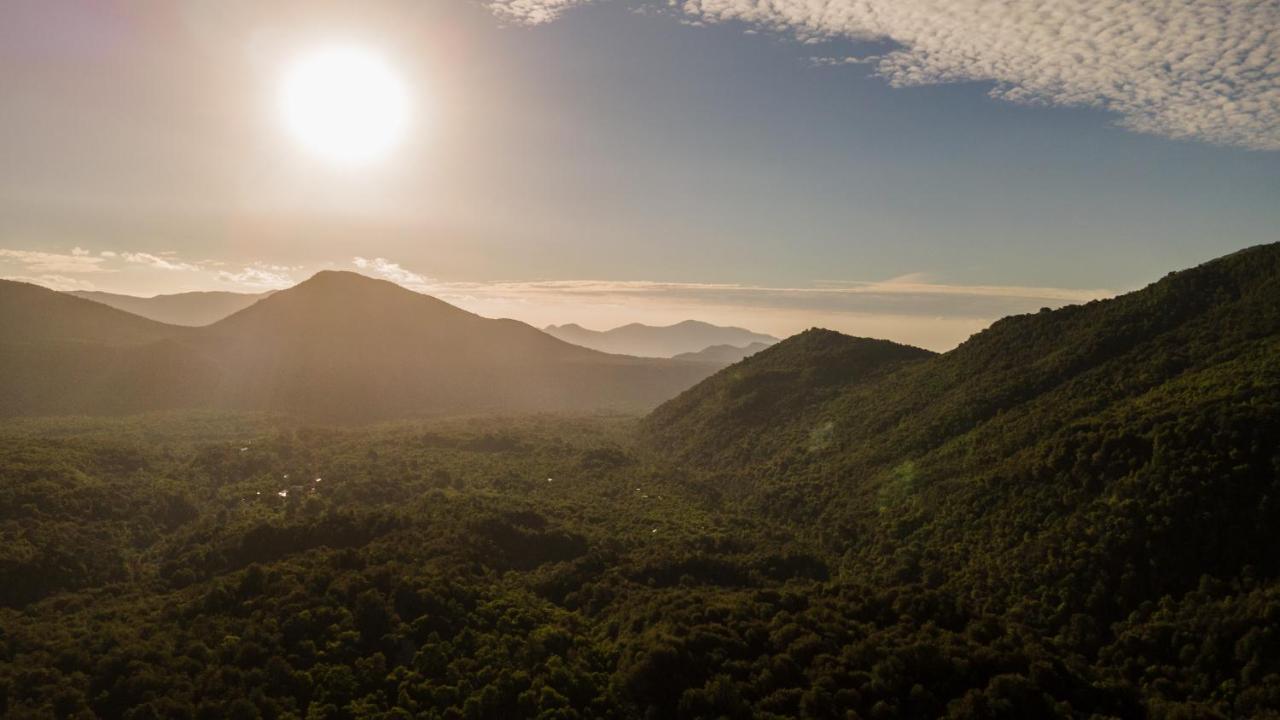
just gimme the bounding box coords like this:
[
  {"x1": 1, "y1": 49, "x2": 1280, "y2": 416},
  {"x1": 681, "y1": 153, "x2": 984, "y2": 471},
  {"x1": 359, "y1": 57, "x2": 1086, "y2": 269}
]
[
  {"x1": 0, "y1": 246, "x2": 297, "y2": 293},
  {"x1": 491, "y1": 0, "x2": 1280, "y2": 150}
]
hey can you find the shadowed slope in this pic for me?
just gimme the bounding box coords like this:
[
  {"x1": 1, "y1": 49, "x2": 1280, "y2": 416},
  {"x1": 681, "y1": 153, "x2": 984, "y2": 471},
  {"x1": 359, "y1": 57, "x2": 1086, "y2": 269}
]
[
  {"x1": 644, "y1": 330, "x2": 934, "y2": 469},
  {"x1": 643, "y1": 242, "x2": 1280, "y2": 627},
  {"x1": 1, "y1": 281, "x2": 183, "y2": 346},
  {"x1": 0, "y1": 281, "x2": 214, "y2": 415},
  {"x1": 0, "y1": 272, "x2": 720, "y2": 419},
  {"x1": 194, "y1": 271, "x2": 720, "y2": 418}
]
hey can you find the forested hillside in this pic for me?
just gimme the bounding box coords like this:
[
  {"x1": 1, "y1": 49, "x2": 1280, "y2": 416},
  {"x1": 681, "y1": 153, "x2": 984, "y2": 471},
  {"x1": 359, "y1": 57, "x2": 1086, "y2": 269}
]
[{"x1": 1, "y1": 245, "x2": 1278, "y2": 718}]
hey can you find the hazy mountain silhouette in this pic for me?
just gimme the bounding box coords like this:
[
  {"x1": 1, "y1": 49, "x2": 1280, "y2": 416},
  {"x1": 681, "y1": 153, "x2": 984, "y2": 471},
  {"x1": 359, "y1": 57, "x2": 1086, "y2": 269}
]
[
  {"x1": 2, "y1": 281, "x2": 183, "y2": 346},
  {"x1": 0, "y1": 272, "x2": 721, "y2": 419},
  {"x1": 671, "y1": 341, "x2": 774, "y2": 364},
  {"x1": 0, "y1": 281, "x2": 214, "y2": 415},
  {"x1": 70, "y1": 289, "x2": 271, "y2": 326},
  {"x1": 543, "y1": 320, "x2": 777, "y2": 358}
]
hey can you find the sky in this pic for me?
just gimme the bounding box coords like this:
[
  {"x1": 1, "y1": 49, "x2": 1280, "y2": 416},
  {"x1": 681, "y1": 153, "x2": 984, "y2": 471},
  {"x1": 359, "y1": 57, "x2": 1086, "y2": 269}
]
[{"x1": 1, "y1": 0, "x2": 1277, "y2": 350}]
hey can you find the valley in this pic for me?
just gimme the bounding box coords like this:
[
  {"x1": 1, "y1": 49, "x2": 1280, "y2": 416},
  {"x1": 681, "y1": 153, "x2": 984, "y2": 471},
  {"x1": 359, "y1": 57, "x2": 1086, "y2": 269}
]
[{"x1": 1, "y1": 245, "x2": 1278, "y2": 718}]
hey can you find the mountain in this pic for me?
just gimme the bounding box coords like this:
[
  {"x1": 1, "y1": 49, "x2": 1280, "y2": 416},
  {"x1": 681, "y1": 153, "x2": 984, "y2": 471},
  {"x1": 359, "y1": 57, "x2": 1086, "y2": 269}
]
[
  {"x1": 69, "y1": 289, "x2": 270, "y2": 326},
  {"x1": 644, "y1": 242, "x2": 1280, "y2": 624},
  {"x1": 543, "y1": 320, "x2": 778, "y2": 357},
  {"x1": 648, "y1": 331, "x2": 934, "y2": 468},
  {"x1": 5, "y1": 247, "x2": 1280, "y2": 719},
  {"x1": 670, "y1": 341, "x2": 773, "y2": 364},
  {"x1": 0, "y1": 272, "x2": 722, "y2": 419},
  {"x1": 0, "y1": 281, "x2": 218, "y2": 416}
]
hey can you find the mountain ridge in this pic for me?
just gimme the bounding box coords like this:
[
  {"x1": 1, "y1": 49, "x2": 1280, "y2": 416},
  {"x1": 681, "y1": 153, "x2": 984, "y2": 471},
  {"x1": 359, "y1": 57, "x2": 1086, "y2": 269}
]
[
  {"x1": 544, "y1": 319, "x2": 778, "y2": 358},
  {"x1": 671, "y1": 341, "x2": 773, "y2": 364},
  {"x1": 0, "y1": 271, "x2": 722, "y2": 419},
  {"x1": 643, "y1": 241, "x2": 1280, "y2": 628},
  {"x1": 69, "y1": 288, "x2": 271, "y2": 326}
]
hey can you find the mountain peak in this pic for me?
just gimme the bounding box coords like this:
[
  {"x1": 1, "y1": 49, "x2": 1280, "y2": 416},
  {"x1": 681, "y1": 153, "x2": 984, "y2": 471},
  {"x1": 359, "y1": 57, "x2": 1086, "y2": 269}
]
[{"x1": 291, "y1": 270, "x2": 399, "y2": 292}]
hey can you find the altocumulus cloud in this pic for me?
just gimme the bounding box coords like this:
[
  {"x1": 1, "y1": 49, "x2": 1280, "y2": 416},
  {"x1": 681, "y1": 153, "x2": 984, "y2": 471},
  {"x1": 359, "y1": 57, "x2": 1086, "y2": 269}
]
[
  {"x1": 487, "y1": 0, "x2": 593, "y2": 24},
  {"x1": 490, "y1": 0, "x2": 1280, "y2": 150}
]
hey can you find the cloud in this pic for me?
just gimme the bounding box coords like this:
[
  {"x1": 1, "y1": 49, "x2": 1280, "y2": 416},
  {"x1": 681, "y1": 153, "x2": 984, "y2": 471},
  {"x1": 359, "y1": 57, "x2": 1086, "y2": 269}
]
[
  {"x1": 430, "y1": 276, "x2": 1111, "y2": 318},
  {"x1": 346, "y1": 255, "x2": 1114, "y2": 349},
  {"x1": 492, "y1": 0, "x2": 1280, "y2": 150},
  {"x1": 0, "y1": 274, "x2": 98, "y2": 291},
  {"x1": 217, "y1": 264, "x2": 296, "y2": 290},
  {"x1": 681, "y1": 0, "x2": 1280, "y2": 150},
  {"x1": 121, "y1": 252, "x2": 201, "y2": 272},
  {"x1": 438, "y1": 276, "x2": 1114, "y2": 350},
  {"x1": 352, "y1": 257, "x2": 437, "y2": 292},
  {"x1": 0, "y1": 248, "x2": 109, "y2": 274},
  {"x1": 487, "y1": 0, "x2": 593, "y2": 25}
]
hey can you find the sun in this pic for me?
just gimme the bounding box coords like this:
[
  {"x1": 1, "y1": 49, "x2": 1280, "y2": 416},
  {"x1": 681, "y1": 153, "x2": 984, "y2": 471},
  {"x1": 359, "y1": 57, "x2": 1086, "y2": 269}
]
[{"x1": 279, "y1": 45, "x2": 410, "y2": 166}]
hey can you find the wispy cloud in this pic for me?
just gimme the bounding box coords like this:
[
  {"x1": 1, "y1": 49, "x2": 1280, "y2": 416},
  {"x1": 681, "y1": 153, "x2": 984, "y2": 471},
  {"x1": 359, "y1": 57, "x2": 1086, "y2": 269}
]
[
  {"x1": 492, "y1": 0, "x2": 1280, "y2": 150},
  {"x1": 216, "y1": 264, "x2": 296, "y2": 290},
  {"x1": 121, "y1": 252, "x2": 201, "y2": 272},
  {"x1": 428, "y1": 276, "x2": 1111, "y2": 317},
  {"x1": 0, "y1": 246, "x2": 305, "y2": 294},
  {"x1": 352, "y1": 257, "x2": 436, "y2": 292},
  {"x1": 1, "y1": 273, "x2": 98, "y2": 291},
  {"x1": 346, "y1": 256, "x2": 1114, "y2": 349},
  {"x1": 0, "y1": 248, "x2": 109, "y2": 274}
]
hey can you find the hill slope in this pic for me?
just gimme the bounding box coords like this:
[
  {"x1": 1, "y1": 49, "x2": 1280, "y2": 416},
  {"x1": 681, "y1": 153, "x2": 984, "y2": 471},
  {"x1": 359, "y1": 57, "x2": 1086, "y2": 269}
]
[
  {"x1": 644, "y1": 242, "x2": 1280, "y2": 626},
  {"x1": 1, "y1": 281, "x2": 183, "y2": 346},
  {"x1": 192, "y1": 271, "x2": 720, "y2": 418},
  {"x1": 0, "y1": 273, "x2": 721, "y2": 419},
  {"x1": 0, "y1": 282, "x2": 215, "y2": 415},
  {"x1": 70, "y1": 289, "x2": 270, "y2": 326},
  {"x1": 647, "y1": 331, "x2": 934, "y2": 468},
  {"x1": 544, "y1": 320, "x2": 778, "y2": 357}
]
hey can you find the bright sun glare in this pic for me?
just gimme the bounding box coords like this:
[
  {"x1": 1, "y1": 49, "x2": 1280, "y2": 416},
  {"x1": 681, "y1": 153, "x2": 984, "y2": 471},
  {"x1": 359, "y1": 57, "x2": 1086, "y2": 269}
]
[{"x1": 279, "y1": 46, "x2": 410, "y2": 166}]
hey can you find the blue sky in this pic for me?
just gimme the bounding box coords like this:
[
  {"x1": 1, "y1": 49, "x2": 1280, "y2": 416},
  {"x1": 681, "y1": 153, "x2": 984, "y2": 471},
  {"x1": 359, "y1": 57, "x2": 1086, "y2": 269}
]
[{"x1": 1, "y1": 0, "x2": 1276, "y2": 349}]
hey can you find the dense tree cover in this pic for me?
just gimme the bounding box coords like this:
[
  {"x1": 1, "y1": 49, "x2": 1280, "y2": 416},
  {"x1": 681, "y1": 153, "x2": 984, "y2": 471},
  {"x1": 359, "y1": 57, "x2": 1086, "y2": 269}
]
[
  {"x1": 1, "y1": 407, "x2": 1277, "y2": 719},
  {"x1": 2, "y1": 244, "x2": 1279, "y2": 718}
]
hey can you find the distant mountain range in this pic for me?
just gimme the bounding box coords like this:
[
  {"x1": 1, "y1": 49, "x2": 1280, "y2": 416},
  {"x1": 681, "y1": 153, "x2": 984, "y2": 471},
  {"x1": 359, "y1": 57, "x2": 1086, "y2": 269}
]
[
  {"x1": 65, "y1": 290, "x2": 779, "y2": 363},
  {"x1": 543, "y1": 320, "x2": 778, "y2": 358},
  {"x1": 671, "y1": 341, "x2": 772, "y2": 364},
  {"x1": 0, "y1": 272, "x2": 720, "y2": 419},
  {"x1": 69, "y1": 289, "x2": 270, "y2": 326}
]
